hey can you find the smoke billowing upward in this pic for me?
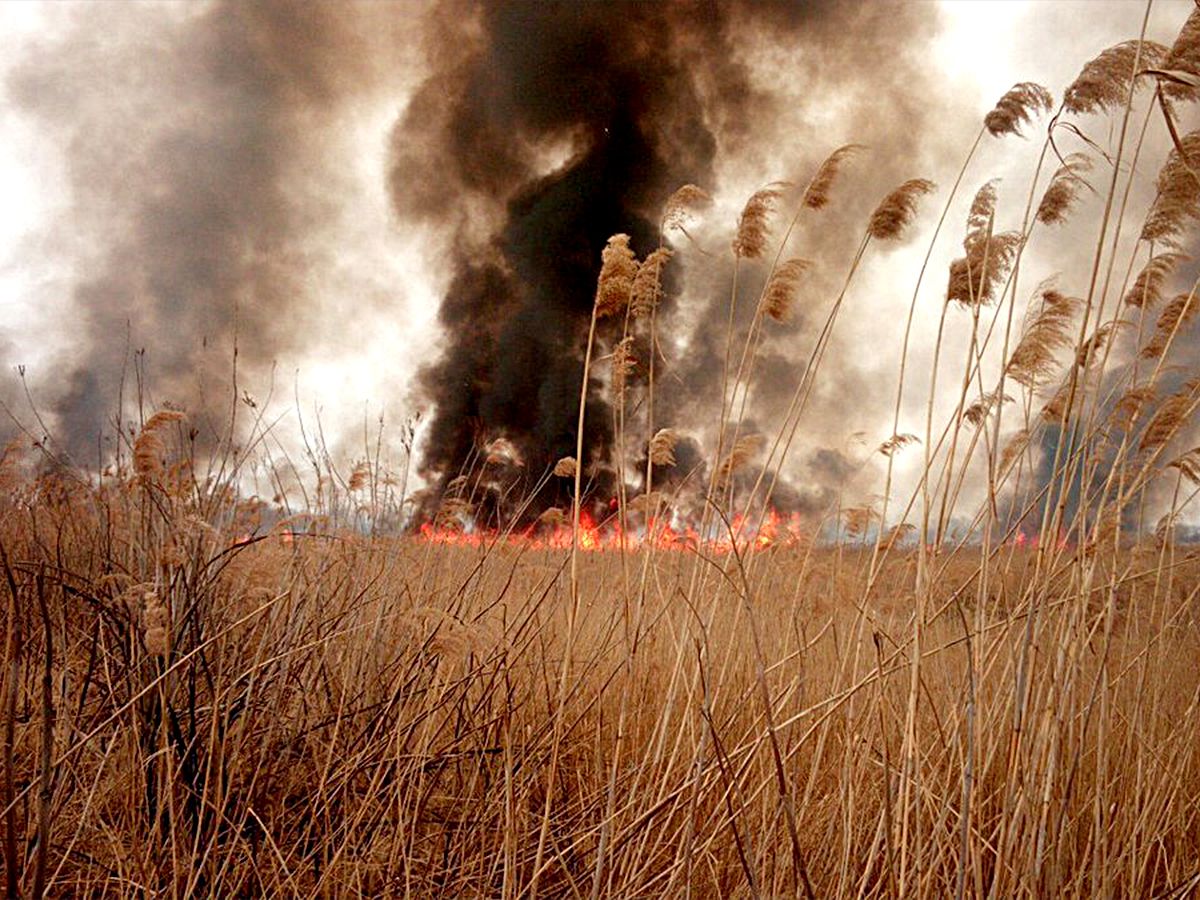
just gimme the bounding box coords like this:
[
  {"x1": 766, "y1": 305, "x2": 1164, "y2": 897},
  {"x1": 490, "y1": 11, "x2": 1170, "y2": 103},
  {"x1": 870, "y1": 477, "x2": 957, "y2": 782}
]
[
  {"x1": 394, "y1": 1, "x2": 954, "y2": 523},
  {"x1": 4, "y1": 2, "x2": 411, "y2": 460}
]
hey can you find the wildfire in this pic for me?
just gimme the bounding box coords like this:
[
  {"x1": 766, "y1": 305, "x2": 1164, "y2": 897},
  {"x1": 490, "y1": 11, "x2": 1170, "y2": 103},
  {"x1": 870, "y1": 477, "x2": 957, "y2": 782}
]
[{"x1": 416, "y1": 507, "x2": 808, "y2": 554}]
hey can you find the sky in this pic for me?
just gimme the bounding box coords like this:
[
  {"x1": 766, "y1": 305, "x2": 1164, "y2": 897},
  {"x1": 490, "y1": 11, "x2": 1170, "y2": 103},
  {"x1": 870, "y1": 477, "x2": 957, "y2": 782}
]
[{"x1": 0, "y1": 0, "x2": 1196, "y2": 523}]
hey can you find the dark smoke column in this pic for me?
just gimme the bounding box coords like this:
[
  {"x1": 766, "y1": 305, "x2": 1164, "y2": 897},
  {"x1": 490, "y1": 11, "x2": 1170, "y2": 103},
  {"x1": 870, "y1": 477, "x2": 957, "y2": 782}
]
[{"x1": 392, "y1": 1, "x2": 948, "y2": 526}]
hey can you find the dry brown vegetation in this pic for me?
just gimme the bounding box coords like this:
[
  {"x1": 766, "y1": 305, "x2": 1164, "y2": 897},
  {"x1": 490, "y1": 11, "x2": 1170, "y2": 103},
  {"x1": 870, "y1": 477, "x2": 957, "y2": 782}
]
[{"x1": 6, "y1": 6, "x2": 1200, "y2": 898}]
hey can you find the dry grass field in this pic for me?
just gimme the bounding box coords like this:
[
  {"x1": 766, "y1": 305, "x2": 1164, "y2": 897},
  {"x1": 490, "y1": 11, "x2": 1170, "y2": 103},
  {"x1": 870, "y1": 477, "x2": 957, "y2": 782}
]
[{"x1": 6, "y1": 5, "x2": 1200, "y2": 898}]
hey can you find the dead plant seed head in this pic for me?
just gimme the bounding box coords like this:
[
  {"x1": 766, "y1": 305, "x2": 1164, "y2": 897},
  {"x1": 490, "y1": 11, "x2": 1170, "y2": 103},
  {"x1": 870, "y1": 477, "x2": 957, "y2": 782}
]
[
  {"x1": 717, "y1": 433, "x2": 765, "y2": 481},
  {"x1": 802, "y1": 144, "x2": 863, "y2": 210},
  {"x1": 732, "y1": 184, "x2": 787, "y2": 259},
  {"x1": 142, "y1": 590, "x2": 169, "y2": 657},
  {"x1": 1141, "y1": 292, "x2": 1199, "y2": 359},
  {"x1": 947, "y1": 233, "x2": 1021, "y2": 308},
  {"x1": 611, "y1": 336, "x2": 636, "y2": 393},
  {"x1": 1160, "y1": 6, "x2": 1200, "y2": 102},
  {"x1": 132, "y1": 409, "x2": 187, "y2": 483},
  {"x1": 1064, "y1": 39, "x2": 1167, "y2": 115},
  {"x1": 1075, "y1": 321, "x2": 1125, "y2": 368},
  {"x1": 1124, "y1": 252, "x2": 1186, "y2": 308},
  {"x1": 965, "y1": 390, "x2": 1013, "y2": 426},
  {"x1": 631, "y1": 247, "x2": 673, "y2": 318},
  {"x1": 984, "y1": 82, "x2": 1054, "y2": 137},
  {"x1": 553, "y1": 456, "x2": 577, "y2": 478},
  {"x1": 595, "y1": 234, "x2": 639, "y2": 318},
  {"x1": 1037, "y1": 153, "x2": 1093, "y2": 226},
  {"x1": 868, "y1": 178, "x2": 935, "y2": 241},
  {"x1": 760, "y1": 258, "x2": 812, "y2": 322},
  {"x1": 348, "y1": 462, "x2": 369, "y2": 493},
  {"x1": 999, "y1": 428, "x2": 1031, "y2": 475},
  {"x1": 538, "y1": 507, "x2": 568, "y2": 527},
  {"x1": 649, "y1": 428, "x2": 678, "y2": 467},
  {"x1": 1139, "y1": 379, "x2": 1200, "y2": 452},
  {"x1": 1140, "y1": 131, "x2": 1200, "y2": 245},
  {"x1": 1113, "y1": 384, "x2": 1158, "y2": 427},
  {"x1": 877, "y1": 433, "x2": 920, "y2": 457},
  {"x1": 662, "y1": 183, "x2": 712, "y2": 233},
  {"x1": 1006, "y1": 287, "x2": 1080, "y2": 387}
]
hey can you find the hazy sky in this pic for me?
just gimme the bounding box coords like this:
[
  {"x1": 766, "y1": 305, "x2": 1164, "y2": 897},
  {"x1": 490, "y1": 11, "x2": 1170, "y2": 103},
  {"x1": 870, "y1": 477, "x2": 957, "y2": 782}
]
[{"x1": 0, "y1": 0, "x2": 1194, "y2": 508}]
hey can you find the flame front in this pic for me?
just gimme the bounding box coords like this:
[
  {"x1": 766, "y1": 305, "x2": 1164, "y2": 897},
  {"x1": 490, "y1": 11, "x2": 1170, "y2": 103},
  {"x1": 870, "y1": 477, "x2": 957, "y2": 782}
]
[{"x1": 417, "y1": 507, "x2": 808, "y2": 554}]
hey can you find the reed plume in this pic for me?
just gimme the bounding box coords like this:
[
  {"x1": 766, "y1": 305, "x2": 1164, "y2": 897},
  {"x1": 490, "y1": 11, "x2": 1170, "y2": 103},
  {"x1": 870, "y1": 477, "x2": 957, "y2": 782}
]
[
  {"x1": 1140, "y1": 292, "x2": 1198, "y2": 359},
  {"x1": 1063, "y1": 39, "x2": 1166, "y2": 115},
  {"x1": 802, "y1": 144, "x2": 862, "y2": 210},
  {"x1": 348, "y1": 462, "x2": 369, "y2": 493},
  {"x1": 947, "y1": 233, "x2": 1021, "y2": 307},
  {"x1": 716, "y1": 433, "x2": 764, "y2": 481},
  {"x1": 877, "y1": 433, "x2": 920, "y2": 457},
  {"x1": 142, "y1": 590, "x2": 169, "y2": 657},
  {"x1": 1037, "y1": 153, "x2": 1093, "y2": 226},
  {"x1": 537, "y1": 507, "x2": 568, "y2": 527},
  {"x1": 553, "y1": 457, "x2": 577, "y2": 478},
  {"x1": 648, "y1": 428, "x2": 678, "y2": 467},
  {"x1": 661, "y1": 183, "x2": 713, "y2": 234},
  {"x1": 1113, "y1": 384, "x2": 1158, "y2": 427},
  {"x1": 984, "y1": 82, "x2": 1054, "y2": 137},
  {"x1": 595, "y1": 234, "x2": 639, "y2": 318},
  {"x1": 999, "y1": 427, "x2": 1031, "y2": 475},
  {"x1": 1006, "y1": 288, "x2": 1080, "y2": 387},
  {"x1": 1124, "y1": 252, "x2": 1186, "y2": 307},
  {"x1": 611, "y1": 336, "x2": 636, "y2": 393},
  {"x1": 964, "y1": 390, "x2": 1012, "y2": 426},
  {"x1": 732, "y1": 184, "x2": 787, "y2": 260},
  {"x1": 867, "y1": 178, "x2": 935, "y2": 241},
  {"x1": 631, "y1": 247, "x2": 673, "y2": 318},
  {"x1": 132, "y1": 408, "x2": 187, "y2": 483},
  {"x1": 1168, "y1": 447, "x2": 1200, "y2": 485},
  {"x1": 842, "y1": 505, "x2": 876, "y2": 539},
  {"x1": 1075, "y1": 321, "x2": 1125, "y2": 368},
  {"x1": 760, "y1": 258, "x2": 812, "y2": 322},
  {"x1": 1160, "y1": 6, "x2": 1200, "y2": 102},
  {"x1": 1139, "y1": 379, "x2": 1200, "y2": 452},
  {"x1": 1140, "y1": 131, "x2": 1200, "y2": 245}
]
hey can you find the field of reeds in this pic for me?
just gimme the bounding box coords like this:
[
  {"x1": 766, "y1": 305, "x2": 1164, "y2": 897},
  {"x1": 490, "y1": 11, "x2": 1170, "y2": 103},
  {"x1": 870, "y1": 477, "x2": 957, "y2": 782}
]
[{"x1": 5, "y1": 7, "x2": 1200, "y2": 899}]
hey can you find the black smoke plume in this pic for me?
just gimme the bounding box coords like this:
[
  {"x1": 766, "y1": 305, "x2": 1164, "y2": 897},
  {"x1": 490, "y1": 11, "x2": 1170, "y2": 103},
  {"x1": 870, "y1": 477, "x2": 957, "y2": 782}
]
[{"x1": 393, "y1": 1, "x2": 954, "y2": 525}]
